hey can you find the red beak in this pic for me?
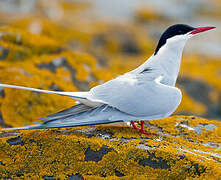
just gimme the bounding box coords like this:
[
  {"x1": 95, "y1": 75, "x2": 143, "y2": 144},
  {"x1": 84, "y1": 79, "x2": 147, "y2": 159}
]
[{"x1": 191, "y1": 26, "x2": 216, "y2": 35}]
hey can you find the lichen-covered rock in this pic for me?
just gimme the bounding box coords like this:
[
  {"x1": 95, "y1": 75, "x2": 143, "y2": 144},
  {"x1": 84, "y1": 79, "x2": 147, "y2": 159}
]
[
  {"x1": 0, "y1": 116, "x2": 220, "y2": 179},
  {"x1": 0, "y1": 27, "x2": 111, "y2": 127}
]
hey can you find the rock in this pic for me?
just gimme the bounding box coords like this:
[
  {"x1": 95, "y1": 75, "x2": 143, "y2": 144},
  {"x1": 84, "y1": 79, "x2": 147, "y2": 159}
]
[
  {"x1": 68, "y1": 173, "x2": 84, "y2": 180},
  {"x1": 0, "y1": 27, "x2": 99, "y2": 127},
  {"x1": 6, "y1": 136, "x2": 24, "y2": 146},
  {"x1": 84, "y1": 145, "x2": 114, "y2": 162},
  {"x1": 0, "y1": 46, "x2": 9, "y2": 60},
  {"x1": 177, "y1": 76, "x2": 221, "y2": 119},
  {"x1": 0, "y1": 116, "x2": 220, "y2": 179}
]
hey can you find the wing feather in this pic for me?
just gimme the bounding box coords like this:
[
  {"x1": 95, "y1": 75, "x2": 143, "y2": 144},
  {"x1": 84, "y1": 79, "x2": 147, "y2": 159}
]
[
  {"x1": 1, "y1": 105, "x2": 129, "y2": 130},
  {"x1": 88, "y1": 74, "x2": 182, "y2": 117},
  {"x1": 38, "y1": 103, "x2": 95, "y2": 124}
]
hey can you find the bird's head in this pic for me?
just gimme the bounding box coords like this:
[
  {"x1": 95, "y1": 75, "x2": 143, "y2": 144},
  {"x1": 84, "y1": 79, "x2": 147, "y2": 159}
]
[{"x1": 154, "y1": 24, "x2": 215, "y2": 55}]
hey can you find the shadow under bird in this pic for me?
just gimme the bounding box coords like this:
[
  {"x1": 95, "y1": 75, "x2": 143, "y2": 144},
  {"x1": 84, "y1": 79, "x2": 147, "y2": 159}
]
[{"x1": 0, "y1": 24, "x2": 215, "y2": 134}]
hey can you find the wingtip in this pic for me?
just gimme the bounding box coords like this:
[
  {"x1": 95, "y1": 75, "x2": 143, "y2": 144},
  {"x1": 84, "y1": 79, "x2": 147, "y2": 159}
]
[{"x1": 0, "y1": 124, "x2": 40, "y2": 131}]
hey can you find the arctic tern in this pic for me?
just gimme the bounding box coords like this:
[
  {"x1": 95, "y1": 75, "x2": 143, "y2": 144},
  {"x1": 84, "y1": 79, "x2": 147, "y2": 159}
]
[{"x1": 0, "y1": 24, "x2": 215, "y2": 134}]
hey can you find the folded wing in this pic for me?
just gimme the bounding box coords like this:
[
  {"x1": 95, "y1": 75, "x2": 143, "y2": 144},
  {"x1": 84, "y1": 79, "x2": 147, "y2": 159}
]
[
  {"x1": 1, "y1": 105, "x2": 134, "y2": 130},
  {"x1": 88, "y1": 74, "x2": 182, "y2": 117}
]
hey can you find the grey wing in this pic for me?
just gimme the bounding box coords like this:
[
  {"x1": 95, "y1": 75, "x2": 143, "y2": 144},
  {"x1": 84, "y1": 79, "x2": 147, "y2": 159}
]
[
  {"x1": 35, "y1": 103, "x2": 95, "y2": 124},
  {"x1": 88, "y1": 74, "x2": 182, "y2": 117},
  {"x1": 1, "y1": 105, "x2": 137, "y2": 130}
]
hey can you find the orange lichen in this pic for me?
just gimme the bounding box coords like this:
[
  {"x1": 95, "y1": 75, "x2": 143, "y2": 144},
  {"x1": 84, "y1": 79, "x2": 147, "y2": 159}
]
[
  {"x1": 0, "y1": 25, "x2": 112, "y2": 127},
  {"x1": 0, "y1": 116, "x2": 220, "y2": 179},
  {"x1": 0, "y1": 26, "x2": 61, "y2": 61},
  {"x1": 181, "y1": 55, "x2": 221, "y2": 91},
  {"x1": 0, "y1": 0, "x2": 219, "y2": 121},
  {"x1": 13, "y1": 18, "x2": 92, "y2": 49}
]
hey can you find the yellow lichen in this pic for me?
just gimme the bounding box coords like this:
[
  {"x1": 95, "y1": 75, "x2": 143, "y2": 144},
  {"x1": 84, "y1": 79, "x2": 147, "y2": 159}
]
[
  {"x1": 0, "y1": 2, "x2": 220, "y2": 179},
  {"x1": 0, "y1": 116, "x2": 220, "y2": 179}
]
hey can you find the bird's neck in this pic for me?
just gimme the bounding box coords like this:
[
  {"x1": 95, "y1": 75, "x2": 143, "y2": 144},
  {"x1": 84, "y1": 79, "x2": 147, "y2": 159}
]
[
  {"x1": 144, "y1": 39, "x2": 186, "y2": 86},
  {"x1": 156, "y1": 41, "x2": 185, "y2": 75}
]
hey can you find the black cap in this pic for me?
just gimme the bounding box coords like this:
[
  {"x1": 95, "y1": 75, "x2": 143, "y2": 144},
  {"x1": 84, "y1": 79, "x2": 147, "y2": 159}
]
[{"x1": 154, "y1": 24, "x2": 195, "y2": 55}]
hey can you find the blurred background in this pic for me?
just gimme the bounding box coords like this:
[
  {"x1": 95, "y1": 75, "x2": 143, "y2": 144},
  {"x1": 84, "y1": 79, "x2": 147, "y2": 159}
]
[{"x1": 0, "y1": 0, "x2": 220, "y2": 128}]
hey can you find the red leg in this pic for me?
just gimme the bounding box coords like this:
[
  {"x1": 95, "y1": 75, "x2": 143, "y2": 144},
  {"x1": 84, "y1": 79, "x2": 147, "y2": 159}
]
[
  {"x1": 131, "y1": 121, "x2": 157, "y2": 135},
  {"x1": 131, "y1": 121, "x2": 139, "y2": 130},
  {"x1": 140, "y1": 121, "x2": 154, "y2": 135}
]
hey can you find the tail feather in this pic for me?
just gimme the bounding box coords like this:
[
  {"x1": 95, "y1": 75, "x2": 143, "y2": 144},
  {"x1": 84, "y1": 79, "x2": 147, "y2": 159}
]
[
  {"x1": 0, "y1": 83, "x2": 88, "y2": 99},
  {"x1": 1, "y1": 124, "x2": 42, "y2": 131}
]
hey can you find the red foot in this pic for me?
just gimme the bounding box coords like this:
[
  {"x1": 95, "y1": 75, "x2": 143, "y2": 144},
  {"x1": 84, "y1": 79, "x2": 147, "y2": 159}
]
[
  {"x1": 131, "y1": 121, "x2": 157, "y2": 136},
  {"x1": 139, "y1": 129, "x2": 155, "y2": 135},
  {"x1": 131, "y1": 121, "x2": 139, "y2": 130}
]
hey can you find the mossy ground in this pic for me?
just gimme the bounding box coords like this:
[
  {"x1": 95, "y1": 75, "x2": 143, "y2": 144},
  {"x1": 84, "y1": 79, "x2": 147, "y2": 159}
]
[{"x1": 0, "y1": 116, "x2": 220, "y2": 179}]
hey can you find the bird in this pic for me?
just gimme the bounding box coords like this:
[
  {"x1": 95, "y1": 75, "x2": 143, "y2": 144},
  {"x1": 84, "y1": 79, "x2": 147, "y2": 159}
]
[{"x1": 0, "y1": 24, "x2": 215, "y2": 134}]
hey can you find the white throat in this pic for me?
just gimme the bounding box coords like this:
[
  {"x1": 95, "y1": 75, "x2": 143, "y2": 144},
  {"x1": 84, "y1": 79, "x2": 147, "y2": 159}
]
[
  {"x1": 134, "y1": 34, "x2": 191, "y2": 86},
  {"x1": 154, "y1": 35, "x2": 188, "y2": 77}
]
